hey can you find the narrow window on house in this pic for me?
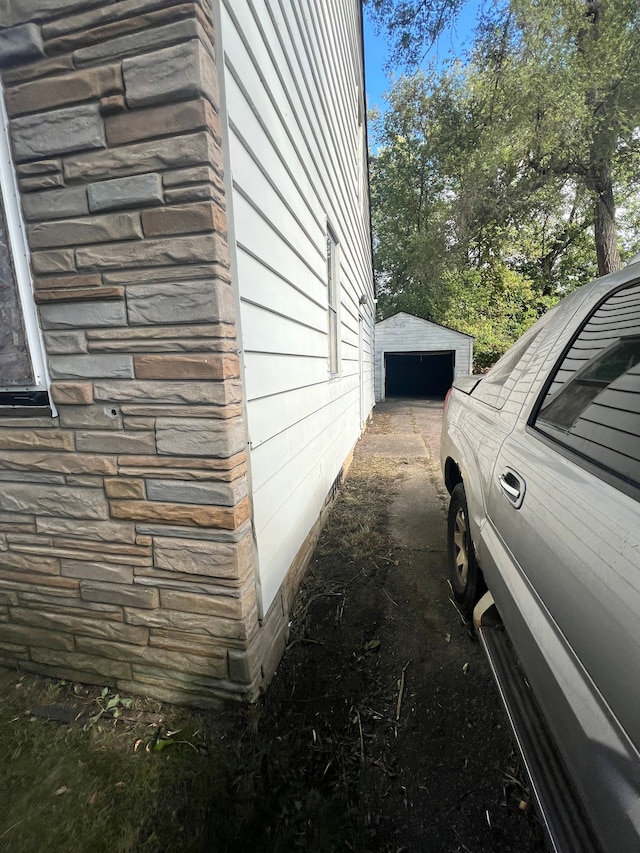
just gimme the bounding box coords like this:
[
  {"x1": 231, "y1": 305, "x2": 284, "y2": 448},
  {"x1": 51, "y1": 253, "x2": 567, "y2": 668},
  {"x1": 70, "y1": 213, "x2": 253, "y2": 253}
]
[
  {"x1": 0, "y1": 88, "x2": 51, "y2": 414},
  {"x1": 327, "y1": 227, "x2": 340, "y2": 376}
]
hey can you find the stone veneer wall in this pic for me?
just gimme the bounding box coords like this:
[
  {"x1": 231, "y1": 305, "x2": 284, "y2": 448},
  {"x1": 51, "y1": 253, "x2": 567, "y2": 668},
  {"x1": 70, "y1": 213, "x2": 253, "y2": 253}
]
[{"x1": 0, "y1": 0, "x2": 270, "y2": 708}]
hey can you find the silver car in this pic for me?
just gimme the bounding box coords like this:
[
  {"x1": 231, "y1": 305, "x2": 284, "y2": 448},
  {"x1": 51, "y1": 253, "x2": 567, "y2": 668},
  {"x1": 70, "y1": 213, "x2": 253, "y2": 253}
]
[{"x1": 441, "y1": 260, "x2": 640, "y2": 853}]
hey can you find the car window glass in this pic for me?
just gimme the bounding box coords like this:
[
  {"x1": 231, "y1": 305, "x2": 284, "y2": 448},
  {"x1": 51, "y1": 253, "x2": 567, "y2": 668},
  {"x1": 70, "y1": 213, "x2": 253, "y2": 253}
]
[
  {"x1": 472, "y1": 309, "x2": 556, "y2": 409},
  {"x1": 534, "y1": 280, "x2": 640, "y2": 488}
]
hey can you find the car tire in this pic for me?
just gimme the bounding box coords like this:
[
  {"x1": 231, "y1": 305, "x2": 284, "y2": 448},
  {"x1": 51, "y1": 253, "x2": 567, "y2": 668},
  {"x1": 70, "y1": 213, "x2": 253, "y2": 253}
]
[{"x1": 447, "y1": 483, "x2": 484, "y2": 615}]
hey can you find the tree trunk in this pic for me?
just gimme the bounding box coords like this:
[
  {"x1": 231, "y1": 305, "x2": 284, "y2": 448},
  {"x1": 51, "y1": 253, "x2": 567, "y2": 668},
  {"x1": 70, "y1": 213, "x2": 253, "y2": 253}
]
[{"x1": 588, "y1": 161, "x2": 621, "y2": 277}]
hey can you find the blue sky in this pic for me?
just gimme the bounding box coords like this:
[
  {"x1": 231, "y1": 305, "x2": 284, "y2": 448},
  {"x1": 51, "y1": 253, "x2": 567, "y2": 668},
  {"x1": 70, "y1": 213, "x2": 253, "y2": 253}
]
[{"x1": 362, "y1": 1, "x2": 481, "y2": 111}]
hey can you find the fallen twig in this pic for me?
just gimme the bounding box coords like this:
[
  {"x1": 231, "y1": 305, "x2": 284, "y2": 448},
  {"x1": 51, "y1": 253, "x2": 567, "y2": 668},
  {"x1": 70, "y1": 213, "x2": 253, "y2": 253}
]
[
  {"x1": 355, "y1": 708, "x2": 364, "y2": 764},
  {"x1": 396, "y1": 661, "x2": 410, "y2": 721}
]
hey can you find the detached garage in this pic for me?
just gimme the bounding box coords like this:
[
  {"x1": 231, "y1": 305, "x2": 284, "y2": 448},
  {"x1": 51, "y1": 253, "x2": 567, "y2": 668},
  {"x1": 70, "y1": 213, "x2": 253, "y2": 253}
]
[{"x1": 375, "y1": 313, "x2": 474, "y2": 401}]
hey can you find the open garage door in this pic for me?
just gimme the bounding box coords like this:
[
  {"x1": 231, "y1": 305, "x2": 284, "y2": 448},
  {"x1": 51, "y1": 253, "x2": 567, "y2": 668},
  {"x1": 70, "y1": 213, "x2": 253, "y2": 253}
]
[{"x1": 384, "y1": 351, "x2": 454, "y2": 398}]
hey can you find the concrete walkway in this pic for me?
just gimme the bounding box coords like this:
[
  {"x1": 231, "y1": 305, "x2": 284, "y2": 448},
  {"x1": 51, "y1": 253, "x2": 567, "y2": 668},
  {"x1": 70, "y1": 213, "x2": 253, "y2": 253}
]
[{"x1": 355, "y1": 397, "x2": 447, "y2": 552}]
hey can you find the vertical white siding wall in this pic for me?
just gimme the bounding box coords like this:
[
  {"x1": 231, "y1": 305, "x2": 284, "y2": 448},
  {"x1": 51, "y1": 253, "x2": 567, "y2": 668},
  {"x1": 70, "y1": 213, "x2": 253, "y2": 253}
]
[
  {"x1": 375, "y1": 314, "x2": 473, "y2": 401},
  {"x1": 219, "y1": 0, "x2": 375, "y2": 610}
]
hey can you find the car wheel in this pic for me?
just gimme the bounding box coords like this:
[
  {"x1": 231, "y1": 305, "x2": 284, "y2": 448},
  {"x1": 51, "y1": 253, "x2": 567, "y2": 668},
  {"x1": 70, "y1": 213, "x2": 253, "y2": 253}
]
[{"x1": 447, "y1": 483, "x2": 484, "y2": 614}]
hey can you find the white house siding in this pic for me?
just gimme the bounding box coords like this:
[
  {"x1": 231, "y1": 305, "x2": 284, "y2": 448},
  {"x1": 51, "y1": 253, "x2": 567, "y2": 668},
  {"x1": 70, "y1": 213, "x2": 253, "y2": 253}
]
[
  {"x1": 218, "y1": 0, "x2": 375, "y2": 610},
  {"x1": 375, "y1": 313, "x2": 474, "y2": 401}
]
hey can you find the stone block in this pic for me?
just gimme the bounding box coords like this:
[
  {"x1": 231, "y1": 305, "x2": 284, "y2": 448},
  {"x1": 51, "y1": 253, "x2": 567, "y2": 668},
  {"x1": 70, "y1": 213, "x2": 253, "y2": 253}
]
[
  {"x1": 0, "y1": 450, "x2": 117, "y2": 475},
  {"x1": 64, "y1": 130, "x2": 215, "y2": 182},
  {"x1": 228, "y1": 644, "x2": 263, "y2": 686},
  {"x1": 36, "y1": 517, "x2": 135, "y2": 543},
  {"x1": 10, "y1": 607, "x2": 148, "y2": 644},
  {"x1": 17, "y1": 159, "x2": 61, "y2": 176},
  {"x1": 0, "y1": 590, "x2": 18, "y2": 607},
  {"x1": 69, "y1": 16, "x2": 203, "y2": 66},
  {"x1": 146, "y1": 478, "x2": 247, "y2": 507},
  {"x1": 122, "y1": 416, "x2": 155, "y2": 430},
  {"x1": 28, "y1": 211, "x2": 143, "y2": 248},
  {"x1": 88, "y1": 173, "x2": 163, "y2": 212},
  {"x1": 11, "y1": 104, "x2": 106, "y2": 162},
  {"x1": 5, "y1": 65, "x2": 122, "y2": 116},
  {"x1": 110, "y1": 498, "x2": 250, "y2": 529},
  {"x1": 41, "y1": 0, "x2": 176, "y2": 37},
  {"x1": 156, "y1": 416, "x2": 245, "y2": 458},
  {"x1": 4, "y1": 0, "x2": 105, "y2": 28},
  {"x1": 58, "y1": 404, "x2": 123, "y2": 429},
  {"x1": 64, "y1": 475, "x2": 104, "y2": 488},
  {"x1": 76, "y1": 635, "x2": 227, "y2": 679},
  {"x1": 114, "y1": 679, "x2": 227, "y2": 710},
  {"x1": 123, "y1": 37, "x2": 217, "y2": 110},
  {"x1": 0, "y1": 23, "x2": 45, "y2": 68},
  {"x1": 153, "y1": 533, "x2": 254, "y2": 579},
  {"x1": 94, "y1": 379, "x2": 240, "y2": 406},
  {"x1": 2, "y1": 55, "x2": 74, "y2": 85},
  {"x1": 118, "y1": 451, "x2": 246, "y2": 473},
  {"x1": 133, "y1": 353, "x2": 238, "y2": 380},
  {"x1": 36, "y1": 274, "x2": 102, "y2": 292},
  {"x1": 0, "y1": 550, "x2": 60, "y2": 574},
  {"x1": 148, "y1": 628, "x2": 227, "y2": 659},
  {"x1": 102, "y1": 263, "x2": 222, "y2": 286},
  {"x1": 135, "y1": 519, "x2": 252, "y2": 544},
  {"x1": 0, "y1": 484, "x2": 109, "y2": 519},
  {"x1": 76, "y1": 233, "x2": 229, "y2": 272},
  {"x1": 42, "y1": 330, "x2": 88, "y2": 354},
  {"x1": 76, "y1": 430, "x2": 156, "y2": 454},
  {"x1": 31, "y1": 248, "x2": 75, "y2": 274},
  {"x1": 163, "y1": 185, "x2": 218, "y2": 205},
  {"x1": 0, "y1": 568, "x2": 78, "y2": 590},
  {"x1": 104, "y1": 478, "x2": 145, "y2": 500},
  {"x1": 39, "y1": 300, "x2": 126, "y2": 329},
  {"x1": 159, "y1": 586, "x2": 255, "y2": 621},
  {"x1": 20, "y1": 174, "x2": 65, "y2": 190},
  {"x1": 61, "y1": 559, "x2": 133, "y2": 583},
  {"x1": 0, "y1": 429, "x2": 73, "y2": 451},
  {"x1": 106, "y1": 98, "x2": 216, "y2": 146},
  {"x1": 0, "y1": 623, "x2": 74, "y2": 651},
  {"x1": 141, "y1": 201, "x2": 226, "y2": 237},
  {"x1": 124, "y1": 605, "x2": 255, "y2": 641},
  {"x1": 30, "y1": 647, "x2": 132, "y2": 680},
  {"x1": 35, "y1": 285, "x2": 124, "y2": 304},
  {"x1": 50, "y1": 381, "x2": 94, "y2": 405},
  {"x1": 80, "y1": 580, "x2": 158, "y2": 609},
  {"x1": 22, "y1": 186, "x2": 88, "y2": 221},
  {"x1": 0, "y1": 472, "x2": 64, "y2": 485},
  {"x1": 126, "y1": 279, "x2": 234, "y2": 327},
  {"x1": 48, "y1": 354, "x2": 133, "y2": 380},
  {"x1": 99, "y1": 94, "x2": 126, "y2": 115}
]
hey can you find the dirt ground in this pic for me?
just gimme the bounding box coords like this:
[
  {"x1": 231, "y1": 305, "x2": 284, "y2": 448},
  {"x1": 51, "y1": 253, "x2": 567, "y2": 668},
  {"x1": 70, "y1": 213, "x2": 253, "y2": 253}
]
[
  {"x1": 226, "y1": 397, "x2": 547, "y2": 852},
  {"x1": 0, "y1": 398, "x2": 549, "y2": 852}
]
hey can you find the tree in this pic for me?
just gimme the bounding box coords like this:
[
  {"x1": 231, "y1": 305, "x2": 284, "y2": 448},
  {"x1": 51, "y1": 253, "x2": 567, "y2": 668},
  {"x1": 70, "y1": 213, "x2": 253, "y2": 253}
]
[{"x1": 367, "y1": 0, "x2": 640, "y2": 276}]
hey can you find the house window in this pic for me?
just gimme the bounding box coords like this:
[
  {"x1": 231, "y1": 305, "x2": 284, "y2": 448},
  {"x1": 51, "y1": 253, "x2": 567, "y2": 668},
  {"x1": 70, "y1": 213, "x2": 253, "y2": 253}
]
[
  {"x1": 327, "y1": 227, "x2": 339, "y2": 376},
  {"x1": 0, "y1": 88, "x2": 51, "y2": 412}
]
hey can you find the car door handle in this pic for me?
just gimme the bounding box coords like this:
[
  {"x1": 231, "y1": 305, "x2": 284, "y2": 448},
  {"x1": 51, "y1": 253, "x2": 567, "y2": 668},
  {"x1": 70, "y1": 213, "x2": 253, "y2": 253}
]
[{"x1": 499, "y1": 470, "x2": 525, "y2": 507}]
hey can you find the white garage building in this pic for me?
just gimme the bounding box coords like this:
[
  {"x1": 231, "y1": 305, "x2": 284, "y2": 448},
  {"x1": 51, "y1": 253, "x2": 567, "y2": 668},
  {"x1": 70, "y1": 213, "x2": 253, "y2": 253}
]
[{"x1": 375, "y1": 313, "x2": 474, "y2": 402}]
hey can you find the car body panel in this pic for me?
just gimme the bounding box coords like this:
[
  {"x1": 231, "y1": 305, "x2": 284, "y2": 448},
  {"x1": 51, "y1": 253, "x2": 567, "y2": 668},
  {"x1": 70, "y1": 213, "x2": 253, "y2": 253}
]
[{"x1": 441, "y1": 262, "x2": 640, "y2": 851}]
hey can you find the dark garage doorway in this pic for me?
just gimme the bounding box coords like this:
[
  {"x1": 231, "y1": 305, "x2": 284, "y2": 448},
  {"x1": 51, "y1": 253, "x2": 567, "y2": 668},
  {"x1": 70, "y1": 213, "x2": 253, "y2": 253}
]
[{"x1": 385, "y1": 351, "x2": 454, "y2": 398}]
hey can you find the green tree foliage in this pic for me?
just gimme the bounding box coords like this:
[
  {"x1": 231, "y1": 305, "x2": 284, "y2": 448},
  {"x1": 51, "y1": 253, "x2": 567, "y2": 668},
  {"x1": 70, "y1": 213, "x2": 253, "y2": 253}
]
[{"x1": 367, "y1": 0, "x2": 640, "y2": 366}]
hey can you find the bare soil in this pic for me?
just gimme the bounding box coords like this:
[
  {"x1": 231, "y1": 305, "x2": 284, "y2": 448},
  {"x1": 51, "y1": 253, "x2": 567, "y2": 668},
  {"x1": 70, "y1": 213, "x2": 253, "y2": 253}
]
[{"x1": 0, "y1": 398, "x2": 548, "y2": 853}]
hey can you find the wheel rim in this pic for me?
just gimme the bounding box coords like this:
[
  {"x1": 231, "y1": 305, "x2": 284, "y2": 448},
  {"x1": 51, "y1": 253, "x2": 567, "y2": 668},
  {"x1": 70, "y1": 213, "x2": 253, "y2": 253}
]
[{"x1": 453, "y1": 507, "x2": 469, "y2": 585}]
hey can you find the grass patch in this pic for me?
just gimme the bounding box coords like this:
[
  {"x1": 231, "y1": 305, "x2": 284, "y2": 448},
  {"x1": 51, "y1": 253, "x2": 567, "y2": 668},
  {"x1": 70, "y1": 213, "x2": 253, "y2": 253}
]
[{"x1": 0, "y1": 455, "x2": 401, "y2": 853}]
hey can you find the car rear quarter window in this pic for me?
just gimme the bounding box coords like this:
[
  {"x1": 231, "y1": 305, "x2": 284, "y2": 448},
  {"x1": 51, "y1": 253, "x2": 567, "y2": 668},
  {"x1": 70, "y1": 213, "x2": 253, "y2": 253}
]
[
  {"x1": 534, "y1": 280, "x2": 640, "y2": 489},
  {"x1": 472, "y1": 308, "x2": 557, "y2": 409}
]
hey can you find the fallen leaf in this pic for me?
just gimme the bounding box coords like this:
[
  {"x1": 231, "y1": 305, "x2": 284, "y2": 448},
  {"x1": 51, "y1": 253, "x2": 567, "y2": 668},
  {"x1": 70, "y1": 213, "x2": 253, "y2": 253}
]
[
  {"x1": 88, "y1": 791, "x2": 99, "y2": 806},
  {"x1": 445, "y1": 633, "x2": 451, "y2": 643},
  {"x1": 462, "y1": 662, "x2": 469, "y2": 675},
  {"x1": 54, "y1": 786, "x2": 70, "y2": 796}
]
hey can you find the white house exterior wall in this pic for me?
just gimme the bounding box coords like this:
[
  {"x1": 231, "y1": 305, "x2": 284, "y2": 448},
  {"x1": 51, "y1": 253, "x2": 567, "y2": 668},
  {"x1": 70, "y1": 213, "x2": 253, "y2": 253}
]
[
  {"x1": 375, "y1": 313, "x2": 473, "y2": 401},
  {"x1": 218, "y1": 0, "x2": 375, "y2": 611}
]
